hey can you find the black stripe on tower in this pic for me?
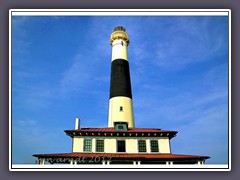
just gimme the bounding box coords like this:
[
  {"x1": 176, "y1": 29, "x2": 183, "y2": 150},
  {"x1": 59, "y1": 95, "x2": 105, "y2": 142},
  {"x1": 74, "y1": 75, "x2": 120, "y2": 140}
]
[{"x1": 110, "y1": 59, "x2": 132, "y2": 99}]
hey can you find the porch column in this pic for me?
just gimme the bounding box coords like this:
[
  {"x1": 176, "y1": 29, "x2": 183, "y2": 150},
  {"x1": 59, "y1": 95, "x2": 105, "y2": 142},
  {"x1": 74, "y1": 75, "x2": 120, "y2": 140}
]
[
  {"x1": 39, "y1": 158, "x2": 45, "y2": 165},
  {"x1": 166, "y1": 161, "x2": 173, "y2": 165},
  {"x1": 198, "y1": 160, "x2": 204, "y2": 165}
]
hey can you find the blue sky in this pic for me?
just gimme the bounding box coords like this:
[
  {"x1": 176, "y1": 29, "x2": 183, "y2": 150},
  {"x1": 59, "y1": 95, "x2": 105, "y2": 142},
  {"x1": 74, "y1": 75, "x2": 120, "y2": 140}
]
[{"x1": 11, "y1": 14, "x2": 229, "y2": 164}]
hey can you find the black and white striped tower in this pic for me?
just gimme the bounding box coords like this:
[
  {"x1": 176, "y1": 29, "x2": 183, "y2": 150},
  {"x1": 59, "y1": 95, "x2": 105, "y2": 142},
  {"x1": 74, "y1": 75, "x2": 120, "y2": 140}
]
[{"x1": 108, "y1": 26, "x2": 135, "y2": 128}]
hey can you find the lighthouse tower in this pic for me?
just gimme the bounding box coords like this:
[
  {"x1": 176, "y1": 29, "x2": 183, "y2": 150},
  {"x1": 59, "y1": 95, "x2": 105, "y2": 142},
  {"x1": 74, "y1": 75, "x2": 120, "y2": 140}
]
[{"x1": 108, "y1": 26, "x2": 135, "y2": 128}]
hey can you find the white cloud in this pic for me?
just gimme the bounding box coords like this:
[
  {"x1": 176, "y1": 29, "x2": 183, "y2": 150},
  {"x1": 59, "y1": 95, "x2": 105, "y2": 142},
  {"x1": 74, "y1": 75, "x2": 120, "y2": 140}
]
[
  {"x1": 132, "y1": 63, "x2": 229, "y2": 164},
  {"x1": 60, "y1": 53, "x2": 91, "y2": 93},
  {"x1": 131, "y1": 16, "x2": 228, "y2": 70},
  {"x1": 12, "y1": 118, "x2": 71, "y2": 164},
  {"x1": 171, "y1": 104, "x2": 228, "y2": 164},
  {"x1": 12, "y1": 16, "x2": 30, "y2": 37}
]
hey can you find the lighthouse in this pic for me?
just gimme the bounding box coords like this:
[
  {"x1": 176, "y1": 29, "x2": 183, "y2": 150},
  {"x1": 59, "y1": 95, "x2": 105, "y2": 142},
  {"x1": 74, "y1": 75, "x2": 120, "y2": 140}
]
[
  {"x1": 108, "y1": 26, "x2": 135, "y2": 128},
  {"x1": 33, "y1": 26, "x2": 210, "y2": 166}
]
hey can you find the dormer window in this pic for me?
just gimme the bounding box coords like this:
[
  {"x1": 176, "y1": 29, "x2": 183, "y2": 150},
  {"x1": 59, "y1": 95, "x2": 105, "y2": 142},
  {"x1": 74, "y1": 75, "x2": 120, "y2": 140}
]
[{"x1": 114, "y1": 122, "x2": 128, "y2": 131}]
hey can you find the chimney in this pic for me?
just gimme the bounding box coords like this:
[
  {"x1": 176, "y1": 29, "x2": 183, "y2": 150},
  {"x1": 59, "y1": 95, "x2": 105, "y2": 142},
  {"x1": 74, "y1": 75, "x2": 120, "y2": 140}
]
[{"x1": 75, "y1": 118, "x2": 80, "y2": 130}]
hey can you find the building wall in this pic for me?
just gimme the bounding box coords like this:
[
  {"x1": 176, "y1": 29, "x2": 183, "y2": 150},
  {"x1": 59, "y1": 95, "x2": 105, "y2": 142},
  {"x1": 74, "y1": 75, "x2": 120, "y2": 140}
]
[
  {"x1": 126, "y1": 138, "x2": 138, "y2": 153},
  {"x1": 72, "y1": 136, "x2": 84, "y2": 152},
  {"x1": 159, "y1": 137, "x2": 171, "y2": 153},
  {"x1": 72, "y1": 136, "x2": 171, "y2": 153},
  {"x1": 105, "y1": 138, "x2": 117, "y2": 152}
]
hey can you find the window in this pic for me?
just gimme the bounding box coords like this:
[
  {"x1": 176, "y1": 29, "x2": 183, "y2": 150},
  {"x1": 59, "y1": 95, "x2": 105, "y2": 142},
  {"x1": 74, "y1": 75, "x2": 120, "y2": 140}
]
[
  {"x1": 118, "y1": 125, "x2": 124, "y2": 130},
  {"x1": 150, "y1": 140, "x2": 159, "y2": 152},
  {"x1": 83, "y1": 139, "x2": 92, "y2": 152},
  {"x1": 96, "y1": 140, "x2": 104, "y2": 152},
  {"x1": 114, "y1": 26, "x2": 126, "y2": 32},
  {"x1": 117, "y1": 140, "x2": 126, "y2": 152},
  {"x1": 138, "y1": 140, "x2": 146, "y2": 152},
  {"x1": 120, "y1": 106, "x2": 123, "y2": 112}
]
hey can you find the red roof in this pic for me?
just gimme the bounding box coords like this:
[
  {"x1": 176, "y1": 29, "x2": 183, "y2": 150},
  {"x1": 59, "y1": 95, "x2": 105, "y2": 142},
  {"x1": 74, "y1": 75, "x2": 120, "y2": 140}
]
[
  {"x1": 33, "y1": 152, "x2": 209, "y2": 160},
  {"x1": 65, "y1": 127, "x2": 177, "y2": 134},
  {"x1": 65, "y1": 127, "x2": 177, "y2": 139}
]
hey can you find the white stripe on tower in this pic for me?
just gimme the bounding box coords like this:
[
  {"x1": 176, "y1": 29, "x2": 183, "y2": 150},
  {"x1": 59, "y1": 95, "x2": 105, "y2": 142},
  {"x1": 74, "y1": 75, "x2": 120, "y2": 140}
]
[
  {"x1": 111, "y1": 39, "x2": 128, "y2": 61},
  {"x1": 108, "y1": 26, "x2": 135, "y2": 128}
]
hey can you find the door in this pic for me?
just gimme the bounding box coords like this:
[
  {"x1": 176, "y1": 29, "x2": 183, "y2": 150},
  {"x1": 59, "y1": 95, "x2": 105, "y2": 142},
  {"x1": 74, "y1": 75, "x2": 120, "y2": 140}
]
[{"x1": 117, "y1": 140, "x2": 126, "y2": 152}]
